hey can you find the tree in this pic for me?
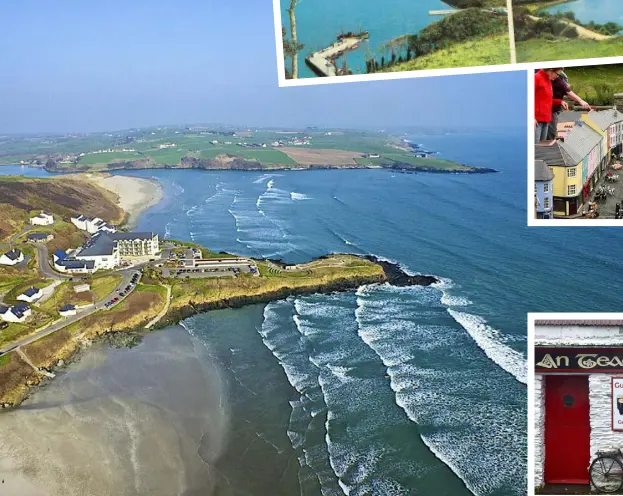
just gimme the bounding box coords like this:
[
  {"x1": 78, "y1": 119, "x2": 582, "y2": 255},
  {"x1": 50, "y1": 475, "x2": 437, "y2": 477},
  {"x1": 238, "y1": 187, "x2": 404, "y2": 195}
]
[{"x1": 284, "y1": 0, "x2": 305, "y2": 79}]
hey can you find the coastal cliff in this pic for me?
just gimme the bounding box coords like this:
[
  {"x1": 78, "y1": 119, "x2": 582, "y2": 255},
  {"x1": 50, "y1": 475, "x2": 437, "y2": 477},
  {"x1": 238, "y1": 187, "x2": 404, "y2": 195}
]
[{"x1": 0, "y1": 253, "x2": 438, "y2": 410}]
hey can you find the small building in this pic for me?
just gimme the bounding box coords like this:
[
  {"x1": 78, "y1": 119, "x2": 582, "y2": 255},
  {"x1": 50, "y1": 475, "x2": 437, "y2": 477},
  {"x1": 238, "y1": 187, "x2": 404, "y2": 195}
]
[
  {"x1": 30, "y1": 212, "x2": 54, "y2": 226},
  {"x1": 59, "y1": 304, "x2": 77, "y2": 317},
  {"x1": 535, "y1": 160, "x2": 554, "y2": 219},
  {"x1": 534, "y1": 319, "x2": 623, "y2": 489},
  {"x1": 54, "y1": 258, "x2": 96, "y2": 274},
  {"x1": 28, "y1": 232, "x2": 54, "y2": 243},
  {"x1": 53, "y1": 250, "x2": 67, "y2": 263},
  {"x1": 0, "y1": 249, "x2": 24, "y2": 266},
  {"x1": 17, "y1": 286, "x2": 43, "y2": 303},
  {"x1": 0, "y1": 303, "x2": 32, "y2": 323}
]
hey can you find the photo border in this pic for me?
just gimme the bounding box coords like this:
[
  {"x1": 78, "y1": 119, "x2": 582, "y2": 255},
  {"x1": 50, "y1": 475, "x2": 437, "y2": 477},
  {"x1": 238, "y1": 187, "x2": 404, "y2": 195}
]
[
  {"x1": 273, "y1": 0, "x2": 623, "y2": 89},
  {"x1": 528, "y1": 57, "x2": 623, "y2": 226},
  {"x1": 528, "y1": 312, "x2": 623, "y2": 495}
]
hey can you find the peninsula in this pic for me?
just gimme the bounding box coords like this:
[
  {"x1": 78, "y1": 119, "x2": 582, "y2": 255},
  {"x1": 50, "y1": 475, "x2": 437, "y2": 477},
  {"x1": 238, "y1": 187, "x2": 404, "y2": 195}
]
[
  {"x1": 0, "y1": 126, "x2": 496, "y2": 174},
  {"x1": 0, "y1": 175, "x2": 438, "y2": 409}
]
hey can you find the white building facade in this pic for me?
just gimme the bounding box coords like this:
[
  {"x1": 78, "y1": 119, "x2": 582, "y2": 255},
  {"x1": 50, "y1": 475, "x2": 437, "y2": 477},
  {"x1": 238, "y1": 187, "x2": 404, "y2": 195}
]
[
  {"x1": 30, "y1": 212, "x2": 54, "y2": 226},
  {"x1": 534, "y1": 320, "x2": 623, "y2": 490},
  {"x1": 0, "y1": 249, "x2": 24, "y2": 266}
]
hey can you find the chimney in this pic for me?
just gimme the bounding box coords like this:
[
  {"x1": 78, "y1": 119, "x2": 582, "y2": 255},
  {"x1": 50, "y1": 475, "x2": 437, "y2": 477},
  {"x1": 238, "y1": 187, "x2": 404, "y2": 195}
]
[{"x1": 615, "y1": 93, "x2": 623, "y2": 113}]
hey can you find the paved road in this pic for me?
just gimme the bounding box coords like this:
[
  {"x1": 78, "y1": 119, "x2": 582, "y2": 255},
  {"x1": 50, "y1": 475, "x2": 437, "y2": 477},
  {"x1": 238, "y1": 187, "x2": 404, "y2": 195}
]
[
  {"x1": 0, "y1": 226, "x2": 32, "y2": 250},
  {"x1": 35, "y1": 243, "x2": 72, "y2": 281},
  {"x1": 0, "y1": 268, "x2": 140, "y2": 355}
]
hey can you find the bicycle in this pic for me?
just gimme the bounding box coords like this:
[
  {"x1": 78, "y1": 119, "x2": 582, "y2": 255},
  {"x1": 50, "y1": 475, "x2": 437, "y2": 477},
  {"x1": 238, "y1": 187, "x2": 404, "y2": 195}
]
[{"x1": 590, "y1": 449, "x2": 623, "y2": 493}]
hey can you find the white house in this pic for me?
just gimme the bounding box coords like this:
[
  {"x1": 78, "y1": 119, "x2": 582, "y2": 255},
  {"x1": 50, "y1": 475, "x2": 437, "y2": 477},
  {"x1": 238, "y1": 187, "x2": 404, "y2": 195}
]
[
  {"x1": 0, "y1": 249, "x2": 24, "y2": 266},
  {"x1": 86, "y1": 217, "x2": 106, "y2": 234},
  {"x1": 0, "y1": 304, "x2": 32, "y2": 323},
  {"x1": 71, "y1": 214, "x2": 117, "y2": 234},
  {"x1": 59, "y1": 304, "x2": 77, "y2": 317},
  {"x1": 30, "y1": 212, "x2": 54, "y2": 226},
  {"x1": 71, "y1": 214, "x2": 88, "y2": 230},
  {"x1": 17, "y1": 287, "x2": 43, "y2": 303}
]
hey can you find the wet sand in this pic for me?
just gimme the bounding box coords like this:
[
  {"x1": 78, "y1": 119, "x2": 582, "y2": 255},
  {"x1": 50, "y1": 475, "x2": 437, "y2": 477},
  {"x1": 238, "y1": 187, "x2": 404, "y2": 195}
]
[
  {"x1": 80, "y1": 173, "x2": 164, "y2": 227},
  {"x1": 0, "y1": 327, "x2": 228, "y2": 496}
]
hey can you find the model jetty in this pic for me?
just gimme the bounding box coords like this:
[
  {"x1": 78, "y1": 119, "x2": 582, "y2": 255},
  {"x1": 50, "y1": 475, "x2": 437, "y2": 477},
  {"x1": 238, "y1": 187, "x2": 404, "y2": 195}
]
[{"x1": 305, "y1": 31, "x2": 369, "y2": 77}]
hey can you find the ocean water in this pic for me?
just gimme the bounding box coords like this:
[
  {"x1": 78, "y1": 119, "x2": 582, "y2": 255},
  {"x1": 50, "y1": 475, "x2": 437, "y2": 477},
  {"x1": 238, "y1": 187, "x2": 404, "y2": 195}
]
[
  {"x1": 545, "y1": 0, "x2": 623, "y2": 26},
  {"x1": 279, "y1": 0, "x2": 454, "y2": 78},
  {"x1": 4, "y1": 128, "x2": 623, "y2": 494}
]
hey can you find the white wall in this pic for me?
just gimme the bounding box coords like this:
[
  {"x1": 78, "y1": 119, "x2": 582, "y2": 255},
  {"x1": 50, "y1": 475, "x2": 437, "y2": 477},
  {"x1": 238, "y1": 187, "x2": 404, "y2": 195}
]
[
  {"x1": 535, "y1": 374, "x2": 545, "y2": 488},
  {"x1": 536, "y1": 324, "x2": 623, "y2": 346}
]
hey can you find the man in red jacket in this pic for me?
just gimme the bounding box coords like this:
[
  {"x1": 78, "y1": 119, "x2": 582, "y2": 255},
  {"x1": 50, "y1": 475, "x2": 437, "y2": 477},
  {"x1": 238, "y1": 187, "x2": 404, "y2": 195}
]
[{"x1": 535, "y1": 68, "x2": 567, "y2": 143}]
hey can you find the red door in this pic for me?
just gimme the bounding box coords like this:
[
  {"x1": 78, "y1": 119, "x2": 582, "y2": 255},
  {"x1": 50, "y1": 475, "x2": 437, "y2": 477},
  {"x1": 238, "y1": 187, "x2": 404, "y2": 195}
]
[{"x1": 545, "y1": 375, "x2": 590, "y2": 484}]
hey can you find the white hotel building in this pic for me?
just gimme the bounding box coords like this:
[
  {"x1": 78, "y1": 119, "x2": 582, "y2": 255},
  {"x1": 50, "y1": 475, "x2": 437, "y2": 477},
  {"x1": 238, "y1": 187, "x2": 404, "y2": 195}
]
[{"x1": 73, "y1": 231, "x2": 159, "y2": 271}]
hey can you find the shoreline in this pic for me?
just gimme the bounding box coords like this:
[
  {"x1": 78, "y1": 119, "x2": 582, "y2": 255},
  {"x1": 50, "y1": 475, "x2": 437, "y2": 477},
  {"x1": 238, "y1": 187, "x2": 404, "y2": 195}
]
[
  {"x1": 76, "y1": 173, "x2": 164, "y2": 228},
  {"x1": 0, "y1": 255, "x2": 437, "y2": 411},
  {"x1": 50, "y1": 162, "x2": 497, "y2": 175}
]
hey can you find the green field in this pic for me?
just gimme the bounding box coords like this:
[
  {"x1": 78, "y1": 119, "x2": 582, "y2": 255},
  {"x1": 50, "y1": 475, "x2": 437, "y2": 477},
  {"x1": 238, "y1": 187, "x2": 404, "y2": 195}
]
[
  {"x1": 564, "y1": 64, "x2": 623, "y2": 103},
  {"x1": 78, "y1": 151, "x2": 142, "y2": 165},
  {"x1": 146, "y1": 148, "x2": 187, "y2": 165},
  {"x1": 0, "y1": 127, "x2": 472, "y2": 171},
  {"x1": 517, "y1": 36, "x2": 623, "y2": 62},
  {"x1": 386, "y1": 34, "x2": 510, "y2": 72}
]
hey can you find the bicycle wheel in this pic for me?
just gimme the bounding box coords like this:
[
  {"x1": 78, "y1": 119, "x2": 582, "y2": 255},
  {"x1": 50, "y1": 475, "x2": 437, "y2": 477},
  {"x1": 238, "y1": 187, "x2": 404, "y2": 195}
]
[{"x1": 590, "y1": 455, "x2": 623, "y2": 493}]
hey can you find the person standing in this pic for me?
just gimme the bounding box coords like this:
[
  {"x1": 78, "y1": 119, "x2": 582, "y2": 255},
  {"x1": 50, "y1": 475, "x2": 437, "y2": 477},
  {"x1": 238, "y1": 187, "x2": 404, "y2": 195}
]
[
  {"x1": 547, "y1": 71, "x2": 591, "y2": 140},
  {"x1": 535, "y1": 68, "x2": 566, "y2": 143}
]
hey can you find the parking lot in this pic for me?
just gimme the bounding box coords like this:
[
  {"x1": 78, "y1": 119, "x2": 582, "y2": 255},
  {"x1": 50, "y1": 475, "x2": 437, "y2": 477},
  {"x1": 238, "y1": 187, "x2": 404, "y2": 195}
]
[{"x1": 102, "y1": 270, "x2": 142, "y2": 309}]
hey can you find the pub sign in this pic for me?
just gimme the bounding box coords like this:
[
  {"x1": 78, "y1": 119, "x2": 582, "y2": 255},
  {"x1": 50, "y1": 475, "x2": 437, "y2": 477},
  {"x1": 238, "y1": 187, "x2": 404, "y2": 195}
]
[
  {"x1": 613, "y1": 377, "x2": 623, "y2": 431},
  {"x1": 536, "y1": 348, "x2": 623, "y2": 373}
]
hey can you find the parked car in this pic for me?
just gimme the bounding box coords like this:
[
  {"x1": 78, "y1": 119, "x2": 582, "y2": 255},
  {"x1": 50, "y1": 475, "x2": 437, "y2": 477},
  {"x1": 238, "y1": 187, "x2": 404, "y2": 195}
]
[{"x1": 0, "y1": 322, "x2": 8, "y2": 330}]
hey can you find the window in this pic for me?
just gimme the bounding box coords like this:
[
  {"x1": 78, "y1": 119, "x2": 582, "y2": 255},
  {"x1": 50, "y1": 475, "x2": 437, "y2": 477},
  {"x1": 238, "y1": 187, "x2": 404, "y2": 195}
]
[
  {"x1": 544, "y1": 197, "x2": 550, "y2": 209},
  {"x1": 568, "y1": 185, "x2": 576, "y2": 196},
  {"x1": 567, "y1": 167, "x2": 576, "y2": 178},
  {"x1": 544, "y1": 183, "x2": 549, "y2": 193}
]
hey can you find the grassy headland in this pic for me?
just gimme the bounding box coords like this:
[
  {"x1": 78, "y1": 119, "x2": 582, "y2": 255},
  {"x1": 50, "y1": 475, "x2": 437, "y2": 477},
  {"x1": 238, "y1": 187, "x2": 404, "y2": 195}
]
[
  {"x1": 0, "y1": 252, "x2": 392, "y2": 408},
  {"x1": 0, "y1": 128, "x2": 485, "y2": 173}
]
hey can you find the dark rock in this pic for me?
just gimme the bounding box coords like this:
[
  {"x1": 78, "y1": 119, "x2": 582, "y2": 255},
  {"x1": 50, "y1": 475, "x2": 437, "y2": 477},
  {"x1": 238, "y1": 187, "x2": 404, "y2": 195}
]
[{"x1": 363, "y1": 255, "x2": 439, "y2": 286}]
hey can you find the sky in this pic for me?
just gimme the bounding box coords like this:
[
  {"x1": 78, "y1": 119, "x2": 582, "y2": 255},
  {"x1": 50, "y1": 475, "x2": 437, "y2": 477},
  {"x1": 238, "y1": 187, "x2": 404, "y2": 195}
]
[{"x1": 0, "y1": 0, "x2": 526, "y2": 133}]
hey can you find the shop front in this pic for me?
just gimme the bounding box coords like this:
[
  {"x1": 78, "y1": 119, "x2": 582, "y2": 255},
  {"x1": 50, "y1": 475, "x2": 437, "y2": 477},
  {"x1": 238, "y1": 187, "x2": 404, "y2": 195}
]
[{"x1": 534, "y1": 320, "x2": 623, "y2": 490}]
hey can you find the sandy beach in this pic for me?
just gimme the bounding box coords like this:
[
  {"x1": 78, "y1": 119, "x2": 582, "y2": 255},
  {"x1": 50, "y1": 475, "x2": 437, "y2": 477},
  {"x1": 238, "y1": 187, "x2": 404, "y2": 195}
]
[
  {"x1": 78, "y1": 173, "x2": 164, "y2": 228},
  {"x1": 0, "y1": 328, "x2": 228, "y2": 496}
]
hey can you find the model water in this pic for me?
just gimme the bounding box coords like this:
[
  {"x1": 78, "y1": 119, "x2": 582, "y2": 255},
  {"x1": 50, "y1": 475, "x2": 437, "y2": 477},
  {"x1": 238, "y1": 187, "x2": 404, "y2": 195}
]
[
  {"x1": 280, "y1": 0, "x2": 453, "y2": 78},
  {"x1": 4, "y1": 128, "x2": 623, "y2": 494},
  {"x1": 545, "y1": 0, "x2": 623, "y2": 26}
]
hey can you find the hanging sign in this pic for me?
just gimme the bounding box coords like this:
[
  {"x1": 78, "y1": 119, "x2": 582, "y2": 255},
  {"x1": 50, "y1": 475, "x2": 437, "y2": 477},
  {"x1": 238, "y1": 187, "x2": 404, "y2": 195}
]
[
  {"x1": 536, "y1": 348, "x2": 623, "y2": 373},
  {"x1": 612, "y1": 377, "x2": 623, "y2": 431}
]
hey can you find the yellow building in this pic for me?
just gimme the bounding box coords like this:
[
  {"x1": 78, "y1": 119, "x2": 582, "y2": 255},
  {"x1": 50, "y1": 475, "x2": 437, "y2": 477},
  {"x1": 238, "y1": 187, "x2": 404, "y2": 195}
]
[{"x1": 536, "y1": 120, "x2": 604, "y2": 217}]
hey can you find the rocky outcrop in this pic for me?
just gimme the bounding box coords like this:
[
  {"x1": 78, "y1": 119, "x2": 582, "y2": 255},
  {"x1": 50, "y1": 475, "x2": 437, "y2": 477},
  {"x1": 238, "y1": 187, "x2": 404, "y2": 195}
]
[
  {"x1": 390, "y1": 163, "x2": 498, "y2": 174},
  {"x1": 363, "y1": 255, "x2": 439, "y2": 286}
]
